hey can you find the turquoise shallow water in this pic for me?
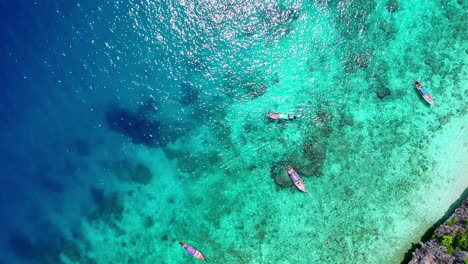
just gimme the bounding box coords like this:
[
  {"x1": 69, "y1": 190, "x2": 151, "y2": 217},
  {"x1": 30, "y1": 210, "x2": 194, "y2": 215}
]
[{"x1": 0, "y1": 0, "x2": 467, "y2": 263}]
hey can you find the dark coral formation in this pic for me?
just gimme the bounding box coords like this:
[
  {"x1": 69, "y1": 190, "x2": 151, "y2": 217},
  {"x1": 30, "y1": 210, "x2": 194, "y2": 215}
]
[
  {"x1": 74, "y1": 139, "x2": 91, "y2": 156},
  {"x1": 7, "y1": 230, "x2": 87, "y2": 264},
  {"x1": 344, "y1": 51, "x2": 373, "y2": 73},
  {"x1": 246, "y1": 82, "x2": 267, "y2": 99},
  {"x1": 223, "y1": 71, "x2": 269, "y2": 101},
  {"x1": 339, "y1": 113, "x2": 354, "y2": 128},
  {"x1": 105, "y1": 106, "x2": 161, "y2": 147},
  {"x1": 105, "y1": 100, "x2": 194, "y2": 147},
  {"x1": 298, "y1": 141, "x2": 327, "y2": 177},
  {"x1": 143, "y1": 216, "x2": 154, "y2": 228},
  {"x1": 409, "y1": 198, "x2": 468, "y2": 264},
  {"x1": 103, "y1": 159, "x2": 153, "y2": 185},
  {"x1": 315, "y1": 109, "x2": 334, "y2": 126},
  {"x1": 376, "y1": 87, "x2": 391, "y2": 99},
  {"x1": 130, "y1": 164, "x2": 153, "y2": 185},
  {"x1": 270, "y1": 162, "x2": 294, "y2": 188},
  {"x1": 377, "y1": 22, "x2": 397, "y2": 37},
  {"x1": 39, "y1": 175, "x2": 65, "y2": 194},
  {"x1": 88, "y1": 188, "x2": 124, "y2": 222},
  {"x1": 386, "y1": 0, "x2": 400, "y2": 12},
  {"x1": 8, "y1": 232, "x2": 37, "y2": 260},
  {"x1": 162, "y1": 147, "x2": 222, "y2": 176},
  {"x1": 179, "y1": 82, "x2": 200, "y2": 105},
  {"x1": 242, "y1": 3, "x2": 300, "y2": 39},
  {"x1": 62, "y1": 243, "x2": 82, "y2": 262}
]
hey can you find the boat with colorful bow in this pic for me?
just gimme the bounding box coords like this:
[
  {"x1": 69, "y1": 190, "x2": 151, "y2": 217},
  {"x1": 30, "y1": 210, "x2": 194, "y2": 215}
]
[
  {"x1": 414, "y1": 80, "x2": 435, "y2": 105},
  {"x1": 287, "y1": 166, "x2": 306, "y2": 193},
  {"x1": 179, "y1": 242, "x2": 207, "y2": 261},
  {"x1": 267, "y1": 112, "x2": 297, "y2": 120}
]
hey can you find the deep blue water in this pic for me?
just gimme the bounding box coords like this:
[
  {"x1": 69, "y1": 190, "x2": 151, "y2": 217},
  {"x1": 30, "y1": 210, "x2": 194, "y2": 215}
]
[
  {"x1": 1, "y1": 1, "x2": 213, "y2": 261},
  {"x1": 0, "y1": 1, "x2": 130, "y2": 260}
]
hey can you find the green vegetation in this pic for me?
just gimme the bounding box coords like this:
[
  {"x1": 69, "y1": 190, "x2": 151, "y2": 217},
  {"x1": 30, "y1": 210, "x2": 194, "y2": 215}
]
[
  {"x1": 464, "y1": 257, "x2": 468, "y2": 264},
  {"x1": 439, "y1": 230, "x2": 468, "y2": 255},
  {"x1": 441, "y1": 235, "x2": 453, "y2": 247},
  {"x1": 431, "y1": 234, "x2": 436, "y2": 239},
  {"x1": 447, "y1": 217, "x2": 457, "y2": 226},
  {"x1": 442, "y1": 235, "x2": 454, "y2": 254},
  {"x1": 446, "y1": 247, "x2": 454, "y2": 254},
  {"x1": 455, "y1": 234, "x2": 468, "y2": 251}
]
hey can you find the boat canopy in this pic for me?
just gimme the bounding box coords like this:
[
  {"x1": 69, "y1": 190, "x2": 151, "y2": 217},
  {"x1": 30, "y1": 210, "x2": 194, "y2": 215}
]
[
  {"x1": 290, "y1": 172, "x2": 300, "y2": 182},
  {"x1": 279, "y1": 113, "x2": 289, "y2": 119},
  {"x1": 420, "y1": 88, "x2": 428, "y2": 95}
]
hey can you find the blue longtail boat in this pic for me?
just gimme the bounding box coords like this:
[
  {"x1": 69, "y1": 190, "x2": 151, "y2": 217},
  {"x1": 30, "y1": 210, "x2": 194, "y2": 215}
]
[
  {"x1": 267, "y1": 112, "x2": 297, "y2": 120},
  {"x1": 414, "y1": 80, "x2": 435, "y2": 105}
]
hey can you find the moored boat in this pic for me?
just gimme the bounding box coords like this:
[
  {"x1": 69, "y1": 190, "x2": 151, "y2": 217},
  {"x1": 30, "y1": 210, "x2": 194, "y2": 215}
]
[
  {"x1": 179, "y1": 242, "x2": 207, "y2": 261},
  {"x1": 414, "y1": 80, "x2": 435, "y2": 105},
  {"x1": 286, "y1": 166, "x2": 306, "y2": 193},
  {"x1": 267, "y1": 112, "x2": 297, "y2": 120}
]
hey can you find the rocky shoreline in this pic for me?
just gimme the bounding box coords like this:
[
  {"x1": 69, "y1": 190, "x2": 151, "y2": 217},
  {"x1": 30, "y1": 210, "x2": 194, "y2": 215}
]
[{"x1": 408, "y1": 198, "x2": 468, "y2": 264}]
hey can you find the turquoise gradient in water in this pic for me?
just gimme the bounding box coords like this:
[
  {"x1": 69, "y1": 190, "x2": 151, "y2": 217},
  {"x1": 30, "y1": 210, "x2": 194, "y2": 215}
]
[{"x1": 0, "y1": 0, "x2": 466, "y2": 263}]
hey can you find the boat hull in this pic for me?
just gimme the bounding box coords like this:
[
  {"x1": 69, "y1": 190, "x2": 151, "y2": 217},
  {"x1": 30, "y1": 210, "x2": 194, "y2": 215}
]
[
  {"x1": 287, "y1": 166, "x2": 306, "y2": 193},
  {"x1": 267, "y1": 112, "x2": 296, "y2": 120},
  {"x1": 179, "y1": 242, "x2": 206, "y2": 261},
  {"x1": 414, "y1": 81, "x2": 435, "y2": 105}
]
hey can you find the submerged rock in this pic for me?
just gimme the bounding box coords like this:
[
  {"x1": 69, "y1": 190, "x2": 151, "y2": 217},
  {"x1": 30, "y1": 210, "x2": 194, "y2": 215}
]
[
  {"x1": 8, "y1": 230, "x2": 66, "y2": 263},
  {"x1": 355, "y1": 52, "x2": 371, "y2": 68},
  {"x1": 283, "y1": 141, "x2": 327, "y2": 177},
  {"x1": 377, "y1": 87, "x2": 391, "y2": 99},
  {"x1": 179, "y1": 82, "x2": 200, "y2": 105},
  {"x1": 377, "y1": 22, "x2": 396, "y2": 36},
  {"x1": 74, "y1": 139, "x2": 91, "y2": 156},
  {"x1": 105, "y1": 106, "x2": 160, "y2": 147},
  {"x1": 8, "y1": 232, "x2": 36, "y2": 260},
  {"x1": 104, "y1": 159, "x2": 154, "y2": 185},
  {"x1": 62, "y1": 243, "x2": 81, "y2": 262},
  {"x1": 246, "y1": 83, "x2": 267, "y2": 99},
  {"x1": 39, "y1": 175, "x2": 65, "y2": 194},
  {"x1": 131, "y1": 164, "x2": 153, "y2": 185},
  {"x1": 345, "y1": 187, "x2": 355, "y2": 196},
  {"x1": 386, "y1": 0, "x2": 400, "y2": 12},
  {"x1": 295, "y1": 161, "x2": 323, "y2": 177},
  {"x1": 270, "y1": 162, "x2": 294, "y2": 188},
  {"x1": 88, "y1": 188, "x2": 124, "y2": 221}
]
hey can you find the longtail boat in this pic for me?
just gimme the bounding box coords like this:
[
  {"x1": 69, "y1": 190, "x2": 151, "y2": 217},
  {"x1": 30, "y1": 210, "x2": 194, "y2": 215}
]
[
  {"x1": 414, "y1": 81, "x2": 435, "y2": 105},
  {"x1": 287, "y1": 166, "x2": 306, "y2": 193},
  {"x1": 267, "y1": 113, "x2": 297, "y2": 120},
  {"x1": 179, "y1": 242, "x2": 207, "y2": 261}
]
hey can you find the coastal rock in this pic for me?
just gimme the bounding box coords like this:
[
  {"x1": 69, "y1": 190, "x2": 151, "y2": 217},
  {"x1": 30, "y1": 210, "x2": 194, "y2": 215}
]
[
  {"x1": 409, "y1": 198, "x2": 468, "y2": 264},
  {"x1": 377, "y1": 88, "x2": 391, "y2": 99},
  {"x1": 409, "y1": 241, "x2": 455, "y2": 264}
]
